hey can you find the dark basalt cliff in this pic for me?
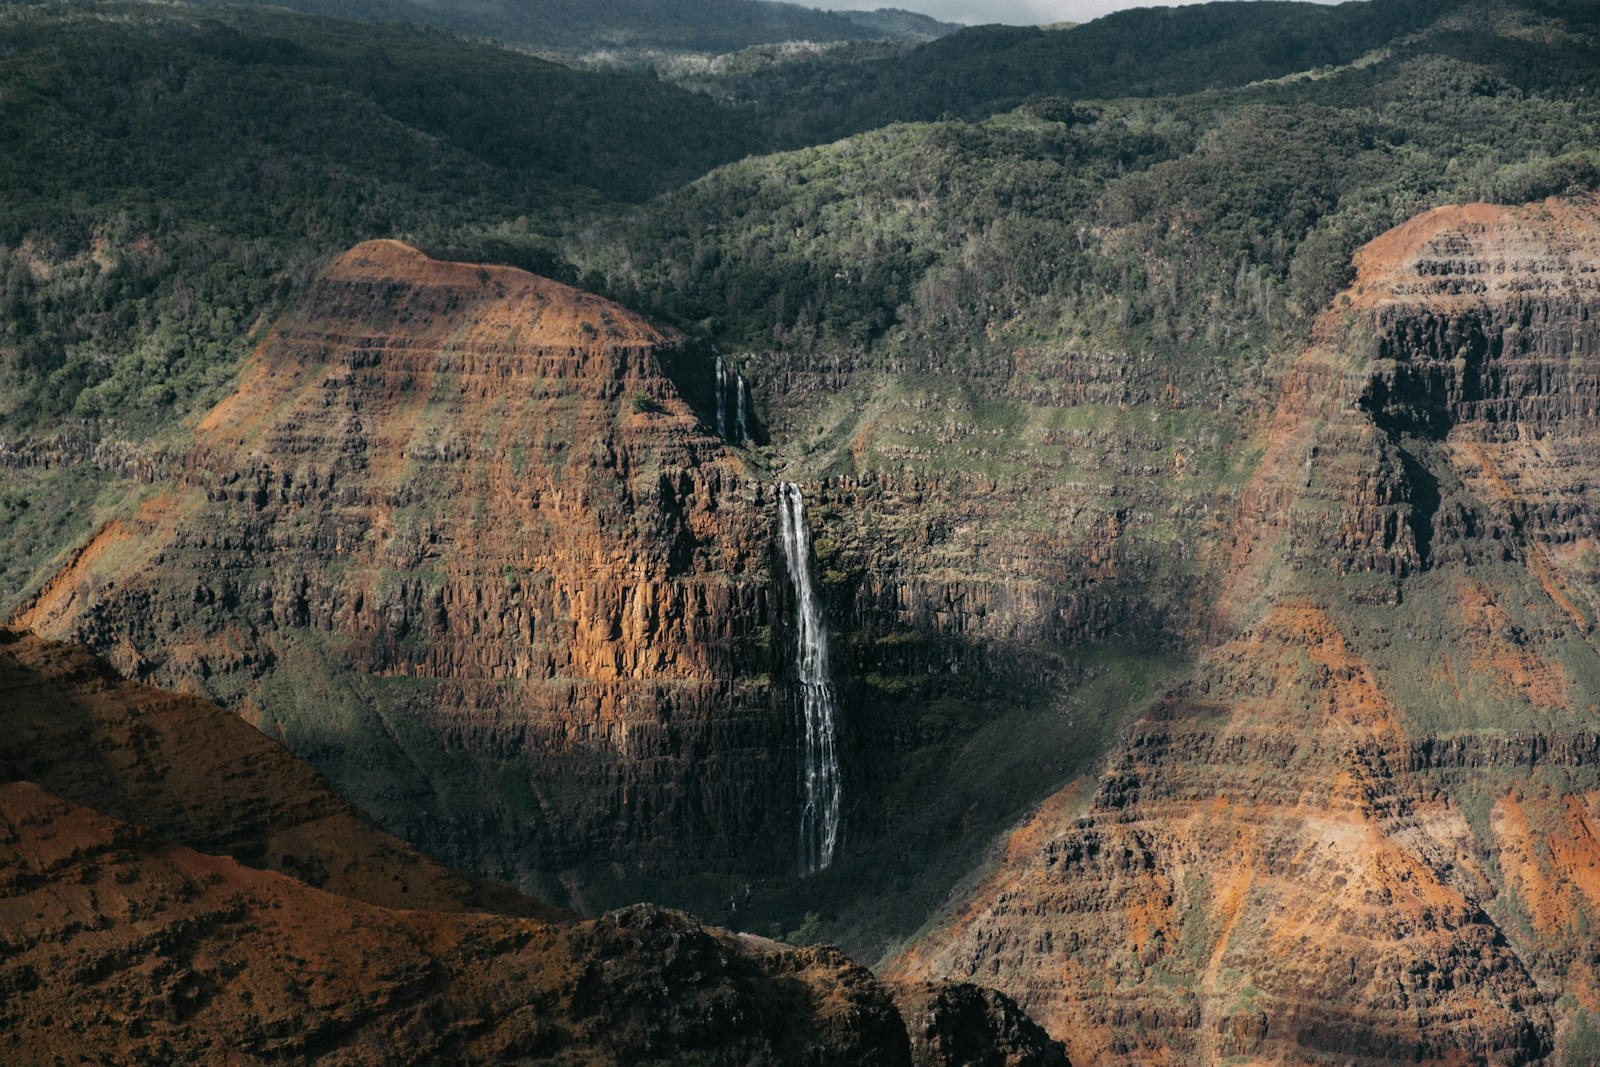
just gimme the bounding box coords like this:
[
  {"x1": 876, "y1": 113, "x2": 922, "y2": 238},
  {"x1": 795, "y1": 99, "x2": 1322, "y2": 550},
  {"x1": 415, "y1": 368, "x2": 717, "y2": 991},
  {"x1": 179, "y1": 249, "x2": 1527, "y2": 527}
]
[
  {"x1": 892, "y1": 196, "x2": 1600, "y2": 1065},
  {"x1": 0, "y1": 625, "x2": 1062, "y2": 1065}
]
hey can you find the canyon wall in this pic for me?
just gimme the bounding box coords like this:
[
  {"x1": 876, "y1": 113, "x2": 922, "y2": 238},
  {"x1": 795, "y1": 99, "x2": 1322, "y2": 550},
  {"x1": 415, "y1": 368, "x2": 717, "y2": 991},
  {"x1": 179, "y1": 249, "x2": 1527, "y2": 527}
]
[
  {"x1": 10, "y1": 238, "x2": 1219, "y2": 938},
  {"x1": 893, "y1": 196, "x2": 1600, "y2": 1065},
  {"x1": 21, "y1": 199, "x2": 1600, "y2": 1065},
  {"x1": 12, "y1": 241, "x2": 798, "y2": 903}
]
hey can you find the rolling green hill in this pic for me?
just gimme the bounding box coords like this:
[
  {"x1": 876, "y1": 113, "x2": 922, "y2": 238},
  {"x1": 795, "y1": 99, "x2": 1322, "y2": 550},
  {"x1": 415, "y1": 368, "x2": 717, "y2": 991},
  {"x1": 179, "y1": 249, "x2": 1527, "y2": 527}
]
[
  {"x1": 686, "y1": 0, "x2": 1469, "y2": 143},
  {"x1": 577, "y1": 0, "x2": 1600, "y2": 372}
]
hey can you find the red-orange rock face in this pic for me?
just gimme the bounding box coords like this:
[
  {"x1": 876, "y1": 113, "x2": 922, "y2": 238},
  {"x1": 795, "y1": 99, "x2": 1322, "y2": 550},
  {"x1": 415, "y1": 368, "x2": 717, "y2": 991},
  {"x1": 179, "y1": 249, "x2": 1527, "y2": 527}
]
[
  {"x1": 893, "y1": 197, "x2": 1600, "y2": 1065},
  {"x1": 17, "y1": 198, "x2": 1600, "y2": 1063},
  {"x1": 12, "y1": 241, "x2": 795, "y2": 900},
  {"x1": 0, "y1": 624, "x2": 558, "y2": 920}
]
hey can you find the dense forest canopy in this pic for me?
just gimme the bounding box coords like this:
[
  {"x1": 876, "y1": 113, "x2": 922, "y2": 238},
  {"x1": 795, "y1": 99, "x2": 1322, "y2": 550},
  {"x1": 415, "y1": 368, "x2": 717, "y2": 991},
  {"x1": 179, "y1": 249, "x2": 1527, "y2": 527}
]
[
  {"x1": 0, "y1": 3, "x2": 757, "y2": 426},
  {"x1": 575, "y1": 2, "x2": 1600, "y2": 387}
]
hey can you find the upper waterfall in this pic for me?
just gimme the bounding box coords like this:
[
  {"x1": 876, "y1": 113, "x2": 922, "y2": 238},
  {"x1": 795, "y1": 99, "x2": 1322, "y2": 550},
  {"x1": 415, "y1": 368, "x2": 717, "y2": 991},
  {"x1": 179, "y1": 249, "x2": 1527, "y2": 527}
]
[
  {"x1": 736, "y1": 371, "x2": 749, "y2": 444},
  {"x1": 714, "y1": 351, "x2": 728, "y2": 438}
]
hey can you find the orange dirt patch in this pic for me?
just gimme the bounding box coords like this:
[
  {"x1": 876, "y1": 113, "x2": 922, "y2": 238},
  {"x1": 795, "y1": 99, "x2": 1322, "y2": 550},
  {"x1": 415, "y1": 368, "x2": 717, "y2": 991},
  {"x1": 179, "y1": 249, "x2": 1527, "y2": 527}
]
[
  {"x1": 1455, "y1": 578, "x2": 1571, "y2": 709},
  {"x1": 1340, "y1": 194, "x2": 1600, "y2": 316},
  {"x1": 12, "y1": 517, "x2": 133, "y2": 631}
]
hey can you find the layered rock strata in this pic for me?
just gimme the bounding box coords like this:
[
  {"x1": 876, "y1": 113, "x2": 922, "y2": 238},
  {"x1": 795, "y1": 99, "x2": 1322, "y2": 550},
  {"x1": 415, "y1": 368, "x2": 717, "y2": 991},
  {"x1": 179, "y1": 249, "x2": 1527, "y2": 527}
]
[
  {"x1": 893, "y1": 196, "x2": 1600, "y2": 1065},
  {"x1": 6, "y1": 238, "x2": 1204, "y2": 931},
  {"x1": 13, "y1": 241, "x2": 794, "y2": 898}
]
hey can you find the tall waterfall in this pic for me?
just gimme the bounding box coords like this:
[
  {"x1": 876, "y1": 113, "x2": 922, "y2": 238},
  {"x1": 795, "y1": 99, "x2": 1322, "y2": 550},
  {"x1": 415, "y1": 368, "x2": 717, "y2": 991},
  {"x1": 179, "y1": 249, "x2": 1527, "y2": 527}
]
[
  {"x1": 714, "y1": 352, "x2": 728, "y2": 438},
  {"x1": 777, "y1": 482, "x2": 842, "y2": 874}
]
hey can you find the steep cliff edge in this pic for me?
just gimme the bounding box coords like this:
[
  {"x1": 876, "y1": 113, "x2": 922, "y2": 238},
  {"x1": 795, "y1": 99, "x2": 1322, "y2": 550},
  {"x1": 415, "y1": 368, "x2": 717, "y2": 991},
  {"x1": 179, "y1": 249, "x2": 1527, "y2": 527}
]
[
  {"x1": 891, "y1": 196, "x2": 1600, "y2": 1065},
  {"x1": 13, "y1": 240, "x2": 794, "y2": 904}
]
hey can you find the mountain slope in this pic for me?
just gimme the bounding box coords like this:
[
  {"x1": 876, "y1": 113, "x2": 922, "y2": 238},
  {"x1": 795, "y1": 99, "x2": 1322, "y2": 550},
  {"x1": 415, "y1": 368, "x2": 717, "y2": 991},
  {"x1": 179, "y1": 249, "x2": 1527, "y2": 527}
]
[
  {"x1": 0, "y1": 789, "x2": 883, "y2": 1065},
  {"x1": 12, "y1": 240, "x2": 794, "y2": 909},
  {"x1": 688, "y1": 0, "x2": 1469, "y2": 145},
  {"x1": 539, "y1": 0, "x2": 1600, "y2": 954},
  {"x1": 6, "y1": 4, "x2": 1600, "y2": 1060},
  {"x1": 7, "y1": 231, "x2": 1200, "y2": 958},
  {"x1": 0, "y1": 1, "x2": 758, "y2": 436},
  {"x1": 14, "y1": 0, "x2": 1600, "y2": 960},
  {"x1": 0, "y1": 624, "x2": 556, "y2": 920}
]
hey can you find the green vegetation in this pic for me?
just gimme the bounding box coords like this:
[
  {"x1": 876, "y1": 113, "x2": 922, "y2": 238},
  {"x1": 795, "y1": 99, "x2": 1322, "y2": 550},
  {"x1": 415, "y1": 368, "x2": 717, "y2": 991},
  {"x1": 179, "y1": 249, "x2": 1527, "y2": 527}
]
[
  {"x1": 6, "y1": 0, "x2": 1600, "y2": 993},
  {"x1": 1563, "y1": 1004, "x2": 1600, "y2": 1067},
  {"x1": 0, "y1": 465, "x2": 119, "y2": 615},
  {"x1": 691, "y1": 0, "x2": 1464, "y2": 144},
  {"x1": 777, "y1": 910, "x2": 825, "y2": 945},
  {"x1": 579, "y1": 8, "x2": 1600, "y2": 386},
  {"x1": 9, "y1": 0, "x2": 1600, "y2": 444},
  {"x1": 1177, "y1": 871, "x2": 1219, "y2": 968}
]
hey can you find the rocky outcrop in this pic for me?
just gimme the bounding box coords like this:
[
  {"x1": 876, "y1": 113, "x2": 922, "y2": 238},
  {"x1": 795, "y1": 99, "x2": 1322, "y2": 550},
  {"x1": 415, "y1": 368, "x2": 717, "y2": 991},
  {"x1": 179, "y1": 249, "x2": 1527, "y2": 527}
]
[
  {"x1": 1352, "y1": 201, "x2": 1600, "y2": 616},
  {"x1": 893, "y1": 196, "x2": 1600, "y2": 1065},
  {"x1": 0, "y1": 624, "x2": 555, "y2": 920},
  {"x1": 1228, "y1": 197, "x2": 1600, "y2": 605},
  {"x1": 893, "y1": 980, "x2": 1071, "y2": 1067},
  {"x1": 894, "y1": 603, "x2": 1559, "y2": 1065}
]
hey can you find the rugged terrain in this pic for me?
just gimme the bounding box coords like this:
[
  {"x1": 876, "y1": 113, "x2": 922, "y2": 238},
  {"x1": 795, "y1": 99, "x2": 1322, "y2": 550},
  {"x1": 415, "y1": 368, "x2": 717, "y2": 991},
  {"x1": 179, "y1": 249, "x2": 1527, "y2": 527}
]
[
  {"x1": 0, "y1": 624, "x2": 1066, "y2": 1065},
  {"x1": 891, "y1": 198, "x2": 1600, "y2": 1064},
  {"x1": 15, "y1": 190, "x2": 1600, "y2": 1066},
  {"x1": 6, "y1": 1, "x2": 1600, "y2": 1063},
  {"x1": 8, "y1": 233, "x2": 1193, "y2": 948}
]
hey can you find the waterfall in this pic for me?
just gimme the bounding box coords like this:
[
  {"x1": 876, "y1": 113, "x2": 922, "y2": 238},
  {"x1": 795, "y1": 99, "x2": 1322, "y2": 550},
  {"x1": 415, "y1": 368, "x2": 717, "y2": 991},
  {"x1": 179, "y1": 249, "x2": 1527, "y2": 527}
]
[
  {"x1": 777, "y1": 481, "x2": 842, "y2": 874},
  {"x1": 735, "y1": 372, "x2": 749, "y2": 444},
  {"x1": 714, "y1": 352, "x2": 727, "y2": 438},
  {"x1": 712, "y1": 349, "x2": 749, "y2": 445}
]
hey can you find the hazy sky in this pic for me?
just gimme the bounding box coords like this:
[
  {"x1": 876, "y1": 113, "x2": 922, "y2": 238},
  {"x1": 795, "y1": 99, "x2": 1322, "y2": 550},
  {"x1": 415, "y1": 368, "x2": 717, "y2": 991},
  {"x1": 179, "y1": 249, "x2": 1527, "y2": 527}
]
[{"x1": 805, "y1": 0, "x2": 1343, "y2": 26}]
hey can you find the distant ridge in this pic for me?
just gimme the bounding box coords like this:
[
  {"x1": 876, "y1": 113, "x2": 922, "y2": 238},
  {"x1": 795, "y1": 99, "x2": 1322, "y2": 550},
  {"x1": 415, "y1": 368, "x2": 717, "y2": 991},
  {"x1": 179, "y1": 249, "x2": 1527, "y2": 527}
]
[{"x1": 185, "y1": 0, "x2": 959, "y2": 52}]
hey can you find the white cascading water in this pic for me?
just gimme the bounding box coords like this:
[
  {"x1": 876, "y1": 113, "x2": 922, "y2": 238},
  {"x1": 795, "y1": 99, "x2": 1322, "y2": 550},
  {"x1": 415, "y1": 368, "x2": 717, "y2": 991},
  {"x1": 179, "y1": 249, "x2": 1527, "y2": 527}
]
[
  {"x1": 735, "y1": 371, "x2": 749, "y2": 444},
  {"x1": 777, "y1": 481, "x2": 842, "y2": 874},
  {"x1": 714, "y1": 352, "x2": 727, "y2": 438}
]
